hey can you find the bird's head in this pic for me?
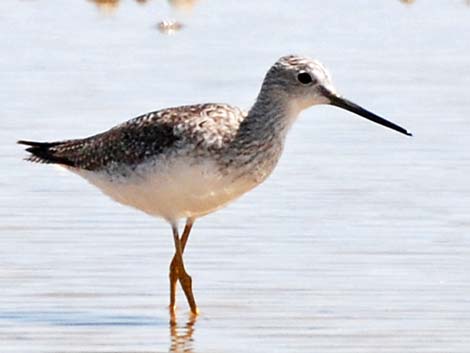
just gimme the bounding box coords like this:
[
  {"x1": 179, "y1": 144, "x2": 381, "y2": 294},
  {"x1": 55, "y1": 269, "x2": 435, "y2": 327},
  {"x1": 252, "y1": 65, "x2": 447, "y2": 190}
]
[{"x1": 260, "y1": 55, "x2": 412, "y2": 136}]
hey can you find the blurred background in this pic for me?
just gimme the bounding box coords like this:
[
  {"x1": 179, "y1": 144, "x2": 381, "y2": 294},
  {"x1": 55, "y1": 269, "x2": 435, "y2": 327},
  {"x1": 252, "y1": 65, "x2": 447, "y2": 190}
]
[{"x1": 1, "y1": 1, "x2": 470, "y2": 352}]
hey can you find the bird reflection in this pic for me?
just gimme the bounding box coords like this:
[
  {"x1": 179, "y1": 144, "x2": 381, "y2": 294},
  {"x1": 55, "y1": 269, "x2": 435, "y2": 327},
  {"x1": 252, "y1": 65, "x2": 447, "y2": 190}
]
[
  {"x1": 89, "y1": 0, "x2": 199, "y2": 11},
  {"x1": 88, "y1": 0, "x2": 149, "y2": 12},
  {"x1": 400, "y1": 0, "x2": 470, "y2": 5},
  {"x1": 158, "y1": 20, "x2": 184, "y2": 34},
  {"x1": 89, "y1": 0, "x2": 120, "y2": 11},
  {"x1": 169, "y1": 313, "x2": 196, "y2": 353},
  {"x1": 168, "y1": 0, "x2": 198, "y2": 11}
]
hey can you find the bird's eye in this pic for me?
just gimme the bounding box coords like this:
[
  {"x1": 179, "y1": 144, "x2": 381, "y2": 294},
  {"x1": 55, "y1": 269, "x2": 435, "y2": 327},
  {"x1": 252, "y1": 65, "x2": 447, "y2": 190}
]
[{"x1": 297, "y1": 72, "x2": 314, "y2": 85}]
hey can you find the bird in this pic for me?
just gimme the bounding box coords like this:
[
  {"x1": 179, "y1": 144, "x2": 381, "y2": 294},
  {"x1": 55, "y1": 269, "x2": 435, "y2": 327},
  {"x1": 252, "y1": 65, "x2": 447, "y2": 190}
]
[{"x1": 18, "y1": 55, "x2": 412, "y2": 317}]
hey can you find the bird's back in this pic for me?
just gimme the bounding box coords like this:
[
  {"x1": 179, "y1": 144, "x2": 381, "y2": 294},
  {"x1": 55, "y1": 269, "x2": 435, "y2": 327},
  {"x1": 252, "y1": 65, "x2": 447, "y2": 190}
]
[{"x1": 19, "y1": 103, "x2": 246, "y2": 172}]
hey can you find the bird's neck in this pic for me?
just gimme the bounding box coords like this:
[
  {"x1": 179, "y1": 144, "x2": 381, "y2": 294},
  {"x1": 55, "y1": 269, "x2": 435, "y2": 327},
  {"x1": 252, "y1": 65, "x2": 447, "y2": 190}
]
[
  {"x1": 220, "y1": 89, "x2": 298, "y2": 181},
  {"x1": 236, "y1": 88, "x2": 300, "y2": 146}
]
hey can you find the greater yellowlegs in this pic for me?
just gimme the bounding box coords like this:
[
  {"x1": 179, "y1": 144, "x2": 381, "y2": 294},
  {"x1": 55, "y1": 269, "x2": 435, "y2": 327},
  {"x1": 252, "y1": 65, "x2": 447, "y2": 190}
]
[{"x1": 19, "y1": 55, "x2": 412, "y2": 316}]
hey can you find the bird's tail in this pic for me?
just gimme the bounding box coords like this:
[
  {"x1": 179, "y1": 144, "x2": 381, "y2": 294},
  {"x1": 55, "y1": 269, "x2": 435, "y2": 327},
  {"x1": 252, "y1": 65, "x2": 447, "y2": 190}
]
[{"x1": 17, "y1": 140, "x2": 75, "y2": 166}]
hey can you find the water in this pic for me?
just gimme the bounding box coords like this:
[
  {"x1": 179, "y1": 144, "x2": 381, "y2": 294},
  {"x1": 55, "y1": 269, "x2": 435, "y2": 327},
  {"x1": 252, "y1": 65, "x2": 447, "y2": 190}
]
[{"x1": 1, "y1": 0, "x2": 470, "y2": 352}]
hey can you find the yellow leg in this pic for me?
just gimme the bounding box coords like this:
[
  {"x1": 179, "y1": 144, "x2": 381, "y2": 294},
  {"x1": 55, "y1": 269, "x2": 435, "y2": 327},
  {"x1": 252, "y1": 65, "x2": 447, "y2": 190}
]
[
  {"x1": 169, "y1": 219, "x2": 198, "y2": 315},
  {"x1": 169, "y1": 219, "x2": 193, "y2": 313}
]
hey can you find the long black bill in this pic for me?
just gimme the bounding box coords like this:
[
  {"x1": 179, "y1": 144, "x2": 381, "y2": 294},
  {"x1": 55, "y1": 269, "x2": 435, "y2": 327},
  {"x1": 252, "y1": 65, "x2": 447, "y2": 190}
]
[{"x1": 324, "y1": 90, "x2": 412, "y2": 137}]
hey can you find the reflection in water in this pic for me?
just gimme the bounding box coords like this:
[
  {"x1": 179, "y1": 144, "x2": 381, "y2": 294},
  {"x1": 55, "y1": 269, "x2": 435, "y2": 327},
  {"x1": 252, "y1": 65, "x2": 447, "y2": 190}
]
[
  {"x1": 168, "y1": 0, "x2": 198, "y2": 11},
  {"x1": 169, "y1": 313, "x2": 196, "y2": 353},
  {"x1": 88, "y1": 0, "x2": 148, "y2": 12},
  {"x1": 158, "y1": 20, "x2": 184, "y2": 34},
  {"x1": 89, "y1": 0, "x2": 119, "y2": 12},
  {"x1": 399, "y1": 0, "x2": 470, "y2": 5},
  {"x1": 88, "y1": 0, "x2": 199, "y2": 12},
  {"x1": 87, "y1": 0, "x2": 199, "y2": 33}
]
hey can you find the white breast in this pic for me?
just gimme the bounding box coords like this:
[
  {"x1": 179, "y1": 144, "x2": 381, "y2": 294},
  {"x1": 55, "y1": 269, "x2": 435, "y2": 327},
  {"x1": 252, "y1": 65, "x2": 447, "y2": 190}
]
[{"x1": 75, "y1": 157, "x2": 260, "y2": 223}]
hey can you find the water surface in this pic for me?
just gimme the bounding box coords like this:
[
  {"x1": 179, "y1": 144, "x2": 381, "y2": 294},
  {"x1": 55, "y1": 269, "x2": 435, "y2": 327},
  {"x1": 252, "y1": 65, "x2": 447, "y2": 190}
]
[{"x1": 1, "y1": 0, "x2": 470, "y2": 352}]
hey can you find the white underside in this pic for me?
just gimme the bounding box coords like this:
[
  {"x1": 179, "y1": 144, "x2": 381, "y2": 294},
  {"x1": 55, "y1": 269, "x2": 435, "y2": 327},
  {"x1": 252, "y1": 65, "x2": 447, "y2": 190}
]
[{"x1": 73, "y1": 157, "x2": 261, "y2": 224}]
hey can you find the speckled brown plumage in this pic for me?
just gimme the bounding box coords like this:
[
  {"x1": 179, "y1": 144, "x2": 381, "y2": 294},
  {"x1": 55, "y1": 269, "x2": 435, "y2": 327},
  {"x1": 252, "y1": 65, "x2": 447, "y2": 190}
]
[{"x1": 19, "y1": 103, "x2": 246, "y2": 172}]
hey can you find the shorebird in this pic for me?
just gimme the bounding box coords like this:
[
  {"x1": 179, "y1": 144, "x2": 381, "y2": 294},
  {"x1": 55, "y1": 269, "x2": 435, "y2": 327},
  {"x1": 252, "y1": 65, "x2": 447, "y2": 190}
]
[{"x1": 19, "y1": 55, "x2": 411, "y2": 316}]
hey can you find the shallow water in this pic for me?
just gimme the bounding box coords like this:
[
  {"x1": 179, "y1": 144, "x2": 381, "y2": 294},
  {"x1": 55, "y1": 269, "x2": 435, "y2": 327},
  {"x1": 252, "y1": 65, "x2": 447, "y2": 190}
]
[{"x1": 1, "y1": 0, "x2": 470, "y2": 352}]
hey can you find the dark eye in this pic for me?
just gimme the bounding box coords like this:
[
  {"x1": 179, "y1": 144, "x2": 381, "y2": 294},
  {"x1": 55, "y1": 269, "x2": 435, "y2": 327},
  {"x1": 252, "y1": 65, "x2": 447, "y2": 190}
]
[{"x1": 297, "y1": 72, "x2": 314, "y2": 85}]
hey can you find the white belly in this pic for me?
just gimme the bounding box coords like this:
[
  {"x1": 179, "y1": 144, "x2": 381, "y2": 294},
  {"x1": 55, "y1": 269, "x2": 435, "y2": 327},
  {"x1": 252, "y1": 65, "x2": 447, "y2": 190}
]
[{"x1": 75, "y1": 158, "x2": 260, "y2": 223}]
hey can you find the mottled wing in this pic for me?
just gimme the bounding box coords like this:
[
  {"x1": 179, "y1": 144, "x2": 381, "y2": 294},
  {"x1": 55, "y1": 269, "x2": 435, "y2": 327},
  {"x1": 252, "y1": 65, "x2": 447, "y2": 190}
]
[{"x1": 18, "y1": 104, "x2": 245, "y2": 171}]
